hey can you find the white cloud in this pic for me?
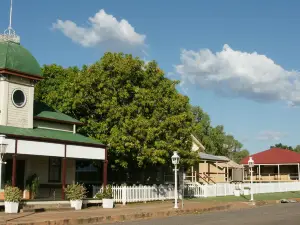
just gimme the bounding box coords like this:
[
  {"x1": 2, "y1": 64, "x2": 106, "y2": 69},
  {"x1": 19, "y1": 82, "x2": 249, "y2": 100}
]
[
  {"x1": 52, "y1": 9, "x2": 146, "y2": 48},
  {"x1": 257, "y1": 130, "x2": 287, "y2": 141},
  {"x1": 175, "y1": 44, "x2": 300, "y2": 105}
]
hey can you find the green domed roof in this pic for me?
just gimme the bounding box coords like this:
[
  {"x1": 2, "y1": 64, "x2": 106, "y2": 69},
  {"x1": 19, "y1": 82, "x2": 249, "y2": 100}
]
[{"x1": 0, "y1": 41, "x2": 42, "y2": 77}]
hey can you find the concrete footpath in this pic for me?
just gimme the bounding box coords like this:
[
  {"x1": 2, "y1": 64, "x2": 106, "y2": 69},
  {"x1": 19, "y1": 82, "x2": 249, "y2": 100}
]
[{"x1": 0, "y1": 201, "x2": 260, "y2": 225}]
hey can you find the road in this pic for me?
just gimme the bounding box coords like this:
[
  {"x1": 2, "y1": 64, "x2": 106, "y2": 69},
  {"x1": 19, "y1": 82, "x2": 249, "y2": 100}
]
[{"x1": 103, "y1": 203, "x2": 300, "y2": 225}]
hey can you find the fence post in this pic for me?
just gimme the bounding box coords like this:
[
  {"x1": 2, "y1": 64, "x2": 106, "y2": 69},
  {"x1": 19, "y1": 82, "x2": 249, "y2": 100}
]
[
  {"x1": 203, "y1": 184, "x2": 207, "y2": 197},
  {"x1": 122, "y1": 185, "x2": 127, "y2": 205}
]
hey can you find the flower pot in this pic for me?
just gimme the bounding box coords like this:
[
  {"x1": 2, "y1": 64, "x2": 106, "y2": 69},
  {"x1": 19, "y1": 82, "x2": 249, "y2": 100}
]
[
  {"x1": 70, "y1": 200, "x2": 83, "y2": 210},
  {"x1": 243, "y1": 189, "x2": 250, "y2": 195},
  {"x1": 23, "y1": 190, "x2": 31, "y2": 200},
  {"x1": 234, "y1": 189, "x2": 241, "y2": 197},
  {"x1": 0, "y1": 190, "x2": 4, "y2": 200},
  {"x1": 102, "y1": 198, "x2": 114, "y2": 208},
  {"x1": 5, "y1": 202, "x2": 19, "y2": 213}
]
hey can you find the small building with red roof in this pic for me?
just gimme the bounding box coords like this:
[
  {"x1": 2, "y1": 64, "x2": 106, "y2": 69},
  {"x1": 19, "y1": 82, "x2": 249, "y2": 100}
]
[{"x1": 240, "y1": 148, "x2": 300, "y2": 182}]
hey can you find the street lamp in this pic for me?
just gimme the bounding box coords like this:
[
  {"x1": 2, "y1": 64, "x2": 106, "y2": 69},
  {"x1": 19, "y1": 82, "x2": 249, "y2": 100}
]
[
  {"x1": 171, "y1": 151, "x2": 180, "y2": 209},
  {"x1": 0, "y1": 135, "x2": 7, "y2": 190},
  {"x1": 248, "y1": 156, "x2": 254, "y2": 202}
]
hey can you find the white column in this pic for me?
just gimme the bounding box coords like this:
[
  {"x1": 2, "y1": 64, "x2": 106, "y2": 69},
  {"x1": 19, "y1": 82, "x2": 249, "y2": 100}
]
[
  {"x1": 243, "y1": 166, "x2": 245, "y2": 182},
  {"x1": 258, "y1": 165, "x2": 261, "y2": 182},
  {"x1": 191, "y1": 166, "x2": 194, "y2": 182},
  {"x1": 226, "y1": 163, "x2": 229, "y2": 182},
  {"x1": 278, "y1": 165, "x2": 280, "y2": 181},
  {"x1": 216, "y1": 162, "x2": 218, "y2": 183},
  {"x1": 73, "y1": 124, "x2": 76, "y2": 134},
  {"x1": 298, "y1": 163, "x2": 300, "y2": 181},
  {"x1": 0, "y1": 161, "x2": 2, "y2": 190}
]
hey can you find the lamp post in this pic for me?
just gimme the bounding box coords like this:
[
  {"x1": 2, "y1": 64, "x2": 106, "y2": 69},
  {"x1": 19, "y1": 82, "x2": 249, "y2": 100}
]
[
  {"x1": 171, "y1": 151, "x2": 180, "y2": 209},
  {"x1": 248, "y1": 156, "x2": 254, "y2": 202}
]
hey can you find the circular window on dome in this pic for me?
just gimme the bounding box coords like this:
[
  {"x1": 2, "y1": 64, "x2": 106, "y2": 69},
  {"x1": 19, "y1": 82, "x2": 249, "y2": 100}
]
[{"x1": 12, "y1": 89, "x2": 26, "y2": 108}]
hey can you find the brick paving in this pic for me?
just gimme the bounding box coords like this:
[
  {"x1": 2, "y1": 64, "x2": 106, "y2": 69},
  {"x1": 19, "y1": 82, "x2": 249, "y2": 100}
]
[{"x1": 0, "y1": 200, "x2": 255, "y2": 225}]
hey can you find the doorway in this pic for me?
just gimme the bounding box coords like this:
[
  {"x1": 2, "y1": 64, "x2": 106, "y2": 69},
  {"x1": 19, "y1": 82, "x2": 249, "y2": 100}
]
[{"x1": 4, "y1": 159, "x2": 25, "y2": 190}]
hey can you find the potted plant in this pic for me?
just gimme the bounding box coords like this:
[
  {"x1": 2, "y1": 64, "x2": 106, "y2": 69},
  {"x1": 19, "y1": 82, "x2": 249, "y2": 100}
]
[
  {"x1": 23, "y1": 185, "x2": 31, "y2": 200},
  {"x1": 243, "y1": 187, "x2": 250, "y2": 195},
  {"x1": 95, "y1": 185, "x2": 114, "y2": 208},
  {"x1": 234, "y1": 187, "x2": 241, "y2": 197},
  {"x1": 31, "y1": 175, "x2": 40, "y2": 199},
  {"x1": 64, "y1": 183, "x2": 87, "y2": 210},
  {"x1": 4, "y1": 185, "x2": 22, "y2": 213},
  {"x1": 25, "y1": 174, "x2": 40, "y2": 200}
]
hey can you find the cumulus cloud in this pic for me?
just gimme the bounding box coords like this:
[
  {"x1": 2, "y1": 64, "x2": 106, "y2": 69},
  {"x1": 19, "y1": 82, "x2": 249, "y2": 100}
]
[
  {"x1": 175, "y1": 44, "x2": 300, "y2": 105},
  {"x1": 52, "y1": 9, "x2": 146, "y2": 48},
  {"x1": 257, "y1": 130, "x2": 287, "y2": 141}
]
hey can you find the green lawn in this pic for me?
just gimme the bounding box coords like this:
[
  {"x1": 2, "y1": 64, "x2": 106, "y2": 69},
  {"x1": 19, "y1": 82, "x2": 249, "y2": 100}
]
[{"x1": 187, "y1": 191, "x2": 300, "y2": 202}]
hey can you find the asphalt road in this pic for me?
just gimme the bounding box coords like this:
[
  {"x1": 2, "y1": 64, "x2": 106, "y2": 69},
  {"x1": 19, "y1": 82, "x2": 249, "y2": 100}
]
[{"x1": 103, "y1": 203, "x2": 300, "y2": 225}]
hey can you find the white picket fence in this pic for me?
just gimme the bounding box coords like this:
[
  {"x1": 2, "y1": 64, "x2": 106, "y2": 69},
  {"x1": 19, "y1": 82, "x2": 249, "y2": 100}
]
[
  {"x1": 93, "y1": 182, "x2": 300, "y2": 204},
  {"x1": 203, "y1": 182, "x2": 300, "y2": 197},
  {"x1": 93, "y1": 184, "x2": 175, "y2": 205}
]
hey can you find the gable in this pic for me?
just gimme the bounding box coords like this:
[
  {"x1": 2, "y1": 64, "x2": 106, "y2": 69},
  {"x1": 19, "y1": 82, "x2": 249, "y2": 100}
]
[{"x1": 191, "y1": 134, "x2": 205, "y2": 152}]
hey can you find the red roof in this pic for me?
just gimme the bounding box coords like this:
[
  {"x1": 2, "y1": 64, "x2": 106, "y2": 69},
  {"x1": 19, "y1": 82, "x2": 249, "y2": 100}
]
[{"x1": 240, "y1": 148, "x2": 300, "y2": 165}]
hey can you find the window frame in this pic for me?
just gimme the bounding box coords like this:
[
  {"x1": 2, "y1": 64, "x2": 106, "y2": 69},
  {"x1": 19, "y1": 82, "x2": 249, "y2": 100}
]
[{"x1": 11, "y1": 89, "x2": 27, "y2": 108}]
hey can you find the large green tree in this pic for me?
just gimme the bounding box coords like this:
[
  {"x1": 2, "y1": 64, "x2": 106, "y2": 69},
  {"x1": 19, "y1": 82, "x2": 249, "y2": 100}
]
[
  {"x1": 35, "y1": 53, "x2": 199, "y2": 169},
  {"x1": 270, "y1": 143, "x2": 293, "y2": 150},
  {"x1": 231, "y1": 149, "x2": 249, "y2": 163}
]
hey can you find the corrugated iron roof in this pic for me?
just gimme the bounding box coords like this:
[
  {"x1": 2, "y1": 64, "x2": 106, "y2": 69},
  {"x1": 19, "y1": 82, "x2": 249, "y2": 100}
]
[
  {"x1": 0, "y1": 41, "x2": 42, "y2": 76},
  {"x1": 240, "y1": 148, "x2": 300, "y2": 164},
  {"x1": 199, "y1": 152, "x2": 229, "y2": 162},
  {"x1": 0, "y1": 125, "x2": 104, "y2": 146}
]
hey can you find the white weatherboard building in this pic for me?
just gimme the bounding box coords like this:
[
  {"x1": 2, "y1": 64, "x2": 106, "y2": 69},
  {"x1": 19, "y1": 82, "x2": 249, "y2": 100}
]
[{"x1": 0, "y1": 15, "x2": 107, "y2": 200}]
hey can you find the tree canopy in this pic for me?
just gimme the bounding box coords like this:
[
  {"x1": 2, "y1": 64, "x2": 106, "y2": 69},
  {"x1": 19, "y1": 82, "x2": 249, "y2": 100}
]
[
  {"x1": 35, "y1": 52, "x2": 248, "y2": 169},
  {"x1": 35, "y1": 53, "x2": 199, "y2": 169}
]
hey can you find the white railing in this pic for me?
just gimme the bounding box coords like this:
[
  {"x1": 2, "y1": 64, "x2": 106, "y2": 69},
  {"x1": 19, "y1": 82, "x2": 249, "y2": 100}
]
[
  {"x1": 93, "y1": 181, "x2": 300, "y2": 204},
  {"x1": 203, "y1": 182, "x2": 300, "y2": 197},
  {"x1": 93, "y1": 184, "x2": 175, "y2": 205}
]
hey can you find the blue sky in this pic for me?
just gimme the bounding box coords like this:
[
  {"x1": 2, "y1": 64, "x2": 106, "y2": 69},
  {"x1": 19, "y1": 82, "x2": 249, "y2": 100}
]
[{"x1": 1, "y1": 0, "x2": 300, "y2": 154}]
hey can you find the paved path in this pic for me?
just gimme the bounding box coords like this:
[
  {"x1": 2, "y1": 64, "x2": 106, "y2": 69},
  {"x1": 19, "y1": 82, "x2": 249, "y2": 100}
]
[
  {"x1": 104, "y1": 203, "x2": 300, "y2": 225},
  {"x1": 0, "y1": 201, "x2": 246, "y2": 224}
]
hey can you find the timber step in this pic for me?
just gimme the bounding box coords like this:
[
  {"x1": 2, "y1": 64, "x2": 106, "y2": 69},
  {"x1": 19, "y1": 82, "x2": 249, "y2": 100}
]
[{"x1": 21, "y1": 206, "x2": 74, "y2": 213}]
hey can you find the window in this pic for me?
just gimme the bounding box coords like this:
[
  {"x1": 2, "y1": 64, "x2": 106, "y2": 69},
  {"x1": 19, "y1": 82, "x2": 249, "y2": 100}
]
[
  {"x1": 12, "y1": 89, "x2": 26, "y2": 108},
  {"x1": 48, "y1": 157, "x2": 61, "y2": 182}
]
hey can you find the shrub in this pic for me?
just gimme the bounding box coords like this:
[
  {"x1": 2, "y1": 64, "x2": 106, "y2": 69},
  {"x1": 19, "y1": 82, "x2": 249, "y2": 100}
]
[
  {"x1": 95, "y1": 185, "x2": 113, "y2": 199},
  {"x1": 64, "y1": 183, "x2": 87, "y2": 200},
  {"x1": 4, "y1": 186, "x2": 22, "y2": 202}
]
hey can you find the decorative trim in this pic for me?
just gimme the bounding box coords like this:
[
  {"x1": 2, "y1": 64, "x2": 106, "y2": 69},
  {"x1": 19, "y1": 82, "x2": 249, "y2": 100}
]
[
  {"x1": 0, "y1": 74, "x2": 7, "y2": 81},
  {"x1": 36, "y1": 126, "x2": 73, "y2": 133},
  {"x1": 0, "y1": 69, "x2": 43, "y2": 81},
  {"x1": 3, "y1": 133, "x2": 106, "y2": 148},
  {"x1": 34, "y1": 116, "x2": 84, "y2": 126}
]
